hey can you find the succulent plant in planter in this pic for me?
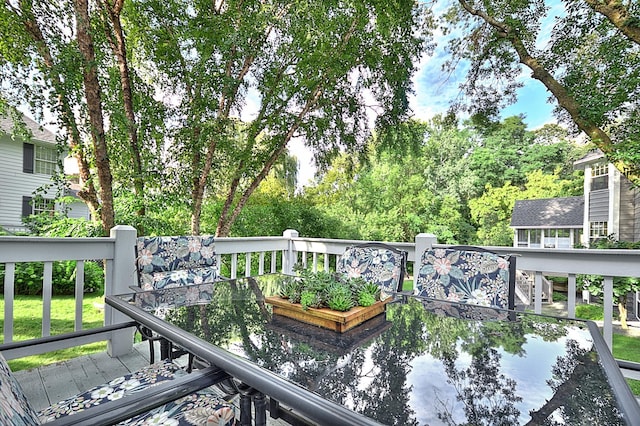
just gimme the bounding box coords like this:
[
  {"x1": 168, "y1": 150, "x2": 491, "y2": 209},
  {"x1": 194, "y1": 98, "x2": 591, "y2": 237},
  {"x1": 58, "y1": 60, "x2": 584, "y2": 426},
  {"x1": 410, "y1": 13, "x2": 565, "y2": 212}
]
[{"x1": 278, "y1": 269, "x2": 382, "y2": 312}]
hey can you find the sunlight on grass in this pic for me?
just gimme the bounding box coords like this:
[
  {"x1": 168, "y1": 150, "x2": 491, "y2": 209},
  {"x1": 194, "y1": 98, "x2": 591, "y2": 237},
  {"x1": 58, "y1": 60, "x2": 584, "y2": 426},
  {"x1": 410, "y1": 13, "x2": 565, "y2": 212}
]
[{"x1": 0, "y1": 294, "x2": 107, "y2": 372}]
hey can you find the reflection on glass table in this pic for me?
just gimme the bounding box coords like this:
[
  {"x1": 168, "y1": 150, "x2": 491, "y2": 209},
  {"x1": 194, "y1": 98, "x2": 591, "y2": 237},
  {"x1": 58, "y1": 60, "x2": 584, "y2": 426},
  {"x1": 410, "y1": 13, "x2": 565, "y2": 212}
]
[{"x1": 113, "y1": 274, "x2": 638, "y2": 426}]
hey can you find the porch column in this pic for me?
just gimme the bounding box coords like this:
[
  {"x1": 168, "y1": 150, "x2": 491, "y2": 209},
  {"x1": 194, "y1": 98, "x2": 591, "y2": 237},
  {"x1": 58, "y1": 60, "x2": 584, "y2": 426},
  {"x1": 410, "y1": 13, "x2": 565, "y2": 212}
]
[
  {"x1": 283, "y1": 229, "x2": 299, "y2": 274},
  {"x1": 106, "y1": 225, "x2": 137, "y2": 357},
  {"x1": 414, "y1": 233, "x2": 437, "y2": 291}
]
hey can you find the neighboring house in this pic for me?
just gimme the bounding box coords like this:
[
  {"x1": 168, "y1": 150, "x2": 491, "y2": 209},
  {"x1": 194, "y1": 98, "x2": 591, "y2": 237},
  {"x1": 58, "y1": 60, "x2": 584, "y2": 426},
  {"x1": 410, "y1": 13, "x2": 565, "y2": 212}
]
[
  {"x1": 511, "y1": 196, "x2": 584, "y2": 248},
  {"x1": 0, "y1": 114, "x2": 90, "y2": 233},
  {"x1": 511, "y1": 150, "x2": 640, "y2": 248}
]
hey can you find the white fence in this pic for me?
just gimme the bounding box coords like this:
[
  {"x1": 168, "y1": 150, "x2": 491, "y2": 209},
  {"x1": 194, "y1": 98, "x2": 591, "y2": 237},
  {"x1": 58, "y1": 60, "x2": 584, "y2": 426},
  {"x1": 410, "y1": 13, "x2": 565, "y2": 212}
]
[{"x1": 1, "y1": 225, "x2": 639, "y2": 356}]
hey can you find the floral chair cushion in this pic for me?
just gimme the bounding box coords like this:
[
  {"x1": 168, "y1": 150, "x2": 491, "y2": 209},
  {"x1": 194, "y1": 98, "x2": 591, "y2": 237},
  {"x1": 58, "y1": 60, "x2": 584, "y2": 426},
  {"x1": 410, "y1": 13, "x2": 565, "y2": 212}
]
[
  {"x1": 136, "y1": 236, "x2": 218, "y2": 290},
  {"x1": 39, "y1": 359, "x2": 235, "y2": 425},
  {"x1": 0, "y1": 352, "x2": 40, "y2": 426},
  {"x1": 336, "y1": 243, "x2": 407, "y2": 295},
  {"x1": 416, "y1": 247, "x2": 513, "y2": 309}
]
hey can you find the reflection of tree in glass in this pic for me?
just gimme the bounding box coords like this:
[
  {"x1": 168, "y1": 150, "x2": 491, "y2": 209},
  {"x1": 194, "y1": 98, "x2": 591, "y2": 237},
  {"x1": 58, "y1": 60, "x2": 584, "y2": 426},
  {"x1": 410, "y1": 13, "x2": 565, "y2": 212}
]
[
  {"x1": 526, "y1": 339, "x2": 625, "y2": 426},
  {"x1": 437, "y1": 345, "x2": 522, "y2": 426},
  {"x1": 163, "y1": 283, "x2": 239, "y2": 345}
]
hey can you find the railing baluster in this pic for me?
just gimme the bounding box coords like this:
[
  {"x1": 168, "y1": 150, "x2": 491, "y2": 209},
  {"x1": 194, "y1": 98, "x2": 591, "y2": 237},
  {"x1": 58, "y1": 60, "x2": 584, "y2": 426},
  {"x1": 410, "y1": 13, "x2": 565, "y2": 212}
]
[
  {"x1": 534, "y1": 271, "x2": 543, "y2": 314},
  {"x1": 271, "y1": 251, "x2": 277, "y2": 273},
  {"x1": 3, "y1": 262, "x2": 15, "y2": 343},
  {"x1": 231, "y1": 253, "x2": 238, "y2": 278},
  {"x1": 603, "y1": 276, "x2": 614, "y2": 348},
  {"x1": 75, "y1": 260, "x2": 85, "y2": 331},
  {"x1": 259, "y1": 252, "x2": 265, "y2": 275},
  {"x1": 245, "y1": 252, "x2": 252, "y2": 277},
  {"x1": 42, "y1": 261, "x2": 53, "y2": 337},
  {"x1": 567, "y1": 273, "x2": 576, "y2": 319}
]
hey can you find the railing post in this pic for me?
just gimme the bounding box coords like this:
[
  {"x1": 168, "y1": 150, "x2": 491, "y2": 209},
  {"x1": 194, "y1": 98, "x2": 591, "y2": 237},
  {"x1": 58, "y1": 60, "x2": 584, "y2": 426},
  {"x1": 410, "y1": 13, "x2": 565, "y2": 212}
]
[
  {"x1": 414, "y1": 233, "x2": 437, "y2": 291},
  {"x1": 282, "y1": 229, "x2": 299, "y2": 274},
  {"x1": 603, "y1": 276, "x2": 614, "y2": 349},
  {"x1": 106, "y1": 225, "x2": 137, "y2": 357}
]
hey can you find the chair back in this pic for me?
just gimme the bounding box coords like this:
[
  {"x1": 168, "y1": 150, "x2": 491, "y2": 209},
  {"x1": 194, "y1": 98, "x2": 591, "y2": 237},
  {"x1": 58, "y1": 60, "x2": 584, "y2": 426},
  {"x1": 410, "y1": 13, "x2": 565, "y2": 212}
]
[
  {"x1": 136, "y1": 235, "x2": 218, "y2": 290},
  {"x1": 336, "y1": 242, "x2": 408, "y2": 294},
  {"x1": 416, "y1": 245, "x2": 516, "y2": 309}
]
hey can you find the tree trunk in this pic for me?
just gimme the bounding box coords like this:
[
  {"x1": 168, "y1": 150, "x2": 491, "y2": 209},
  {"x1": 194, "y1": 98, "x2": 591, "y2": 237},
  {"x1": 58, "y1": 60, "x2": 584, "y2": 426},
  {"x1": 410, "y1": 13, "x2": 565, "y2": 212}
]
[
  {"x1": 18, "y1": 6, "x2": 102, "y2": 221},
  {"x1": 74, "y1": 0, "x2": 115, "y2": 233},
  {"x1": 100, "y1": 0, "x2": 146, "y2": 220},
  {"x1": 619, "y1": 302, "x2": 628, "y2": 329}
]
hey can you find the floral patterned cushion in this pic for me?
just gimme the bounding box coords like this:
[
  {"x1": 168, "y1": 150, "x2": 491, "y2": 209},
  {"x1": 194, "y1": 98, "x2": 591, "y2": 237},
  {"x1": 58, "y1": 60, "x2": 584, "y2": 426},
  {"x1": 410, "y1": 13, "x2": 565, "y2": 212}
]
[
  {"x1": 39, "y1": 359, "x2": 235, "y2": 425},
  {"x1": 416, "y1": 248, "x2": 512, "y2": 309},
  {"x1": 137, "y1": 236, "x2": 218, "y2": 290},
  {"x1": 336, "y1": 244, "x2": 406, "y2": 295},
  {"x1": 0, "y1": 352, "x2": 40, "y2": 426}
]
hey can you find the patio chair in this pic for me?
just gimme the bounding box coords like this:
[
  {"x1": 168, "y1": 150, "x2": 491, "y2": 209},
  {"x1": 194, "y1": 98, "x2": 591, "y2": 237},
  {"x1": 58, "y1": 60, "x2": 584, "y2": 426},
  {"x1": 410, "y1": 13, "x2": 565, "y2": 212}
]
[
  {"x1": 0, "y1": 348, "x2": 236, "y2": 426},
  {"x1": 135, "y1": 235, "x2": 220, "y2": 365},
  {"x1": 415, "y1": 245, "x2": 516, "y2": 310},
  {"x1": 336, "y1": 242, "x2": 408, "y2": 296}
]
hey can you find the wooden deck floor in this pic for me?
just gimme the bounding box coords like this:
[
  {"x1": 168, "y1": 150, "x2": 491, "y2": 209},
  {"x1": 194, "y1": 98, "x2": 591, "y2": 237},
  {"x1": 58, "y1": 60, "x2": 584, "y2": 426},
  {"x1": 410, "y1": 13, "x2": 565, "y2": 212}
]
[{"x1": 12, "y1": 341, "x2": 292, "y2": 425}]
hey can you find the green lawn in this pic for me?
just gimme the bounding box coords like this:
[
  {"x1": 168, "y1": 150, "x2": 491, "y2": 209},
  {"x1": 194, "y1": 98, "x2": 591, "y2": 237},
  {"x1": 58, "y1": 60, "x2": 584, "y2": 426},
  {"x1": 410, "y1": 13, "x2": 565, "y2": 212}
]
[{"x1": 0, "y1": 295, "x2": 108, "y2": 371}]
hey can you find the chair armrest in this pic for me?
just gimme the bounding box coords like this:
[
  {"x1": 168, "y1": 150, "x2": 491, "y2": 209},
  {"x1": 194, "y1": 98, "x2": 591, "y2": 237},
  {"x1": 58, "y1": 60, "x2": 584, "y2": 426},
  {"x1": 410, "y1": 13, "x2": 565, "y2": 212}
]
[
  {"x1": 0, "y1": 322, "x2": 137, "y2": 360},
  {"x1": 44, "y1": 365, "x2": 231, "y2": 426}
]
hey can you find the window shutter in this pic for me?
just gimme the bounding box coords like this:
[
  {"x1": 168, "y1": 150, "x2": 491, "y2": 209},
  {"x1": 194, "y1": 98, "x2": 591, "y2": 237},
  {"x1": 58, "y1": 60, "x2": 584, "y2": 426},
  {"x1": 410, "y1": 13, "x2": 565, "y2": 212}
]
[
  {"x1": 22, "y1": 196, "x2": 33, "y2": 217},
  {"x1": 23, "y1": 143, "x2": 34, "y2": 173}
]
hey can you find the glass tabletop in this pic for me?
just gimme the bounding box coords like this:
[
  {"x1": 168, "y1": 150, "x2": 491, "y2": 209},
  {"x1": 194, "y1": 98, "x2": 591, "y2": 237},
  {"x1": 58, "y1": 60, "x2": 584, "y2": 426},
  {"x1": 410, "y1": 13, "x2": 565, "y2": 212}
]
[{"x1": 117, "y1": 274, "x2": 629, "y2": 425}]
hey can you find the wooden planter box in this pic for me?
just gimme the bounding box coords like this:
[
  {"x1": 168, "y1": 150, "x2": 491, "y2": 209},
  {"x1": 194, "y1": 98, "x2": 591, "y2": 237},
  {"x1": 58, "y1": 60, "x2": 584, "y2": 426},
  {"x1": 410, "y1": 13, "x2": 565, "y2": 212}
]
[{"x1": 265, "y1": 296, "x2": 391, "y2": 332}]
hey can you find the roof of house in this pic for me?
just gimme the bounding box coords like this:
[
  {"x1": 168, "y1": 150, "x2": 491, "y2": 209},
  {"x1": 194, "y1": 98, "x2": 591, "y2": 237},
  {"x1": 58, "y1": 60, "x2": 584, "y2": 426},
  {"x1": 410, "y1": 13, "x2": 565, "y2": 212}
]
[
  {"x1": 510, "y1": 196, "x2": 584, "y2": 228},
  {"x1": 0, "y1": 113, "x2": 57, "y2": 144},
  {"x1": 573, "y1": 149, "x2": 605, "y2": 170}
]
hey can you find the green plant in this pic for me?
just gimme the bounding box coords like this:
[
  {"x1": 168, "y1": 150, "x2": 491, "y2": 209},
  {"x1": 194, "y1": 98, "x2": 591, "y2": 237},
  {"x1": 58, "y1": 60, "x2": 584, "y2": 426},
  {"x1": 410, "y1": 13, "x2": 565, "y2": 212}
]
[
  {"x1": 575, "y1": 304, "x2": 605, "y2": 321},
  {"x1": 327, "y1": 284, "x2": 354, "y2": 312},
  {"x1": 0, "y1": 261, "x2": 104, "y2": 295},
  {"x1": 278, "y1": 270, "x2": 380, "y2": 312}
]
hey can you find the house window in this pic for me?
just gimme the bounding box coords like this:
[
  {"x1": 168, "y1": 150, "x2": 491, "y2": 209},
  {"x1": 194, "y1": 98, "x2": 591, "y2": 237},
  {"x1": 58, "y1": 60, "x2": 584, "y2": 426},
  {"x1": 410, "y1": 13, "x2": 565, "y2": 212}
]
[
  {"x1": 35, "y1": 145, "x2": 57, "y2": 175},
  {"x1": 590, "y1": 163, "x2": 608, "y2": 191},
  {"x1": 529, "y1": 229, "x2": 542, "y2": 248},
  {"x1": 517, "y1": 230, "x2": 529, "y2": 247},
  {"x1": 589, "y1": 221, "x2": 608, "y2": 241},
  {"x1": 21, "y1": 196, "x2": 54, "y2": 217},
  {"x1": 556, "y1": 229, "x2": 571, "y2": 248}
]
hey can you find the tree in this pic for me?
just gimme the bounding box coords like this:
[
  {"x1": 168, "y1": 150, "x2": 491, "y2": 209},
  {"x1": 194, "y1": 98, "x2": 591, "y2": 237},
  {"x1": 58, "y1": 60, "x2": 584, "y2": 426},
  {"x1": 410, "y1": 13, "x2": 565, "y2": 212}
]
[
  {"x1": 1, "y1": 1, "x2": 109, "y2": 230},
  {"x1": 124, "y1": 0, "x2": 431, "y2": 236},
  {"x1": 443, "y1": 0, "x2": 640, "y2": 185}
]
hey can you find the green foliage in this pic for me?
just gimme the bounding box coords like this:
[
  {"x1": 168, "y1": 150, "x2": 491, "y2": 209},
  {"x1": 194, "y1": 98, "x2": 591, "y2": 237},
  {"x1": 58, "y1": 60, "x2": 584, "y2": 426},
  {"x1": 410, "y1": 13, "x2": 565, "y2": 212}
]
[
  {"x1": 442, "y1": 1, "x2": 640, "y2": 185},
  {"x1": 278, "y1": 270, "x2": 377, "y2": 312},
  {"x1": 575, "y1": 304, "x2": 604, "y2": 321},
  {"x1": 0, "y1": 261, "x2": 104, "y2": 295}
]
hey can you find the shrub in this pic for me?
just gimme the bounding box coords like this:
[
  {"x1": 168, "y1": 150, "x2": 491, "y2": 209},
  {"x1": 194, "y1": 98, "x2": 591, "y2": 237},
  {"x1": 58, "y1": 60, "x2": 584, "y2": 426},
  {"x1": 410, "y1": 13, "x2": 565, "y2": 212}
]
[
  {"x1": 575, "y1": 304, "x2": 604, "y2": 321},
  {"x1": 0, "y1": 261, "x2": 104, "y2": 295}
]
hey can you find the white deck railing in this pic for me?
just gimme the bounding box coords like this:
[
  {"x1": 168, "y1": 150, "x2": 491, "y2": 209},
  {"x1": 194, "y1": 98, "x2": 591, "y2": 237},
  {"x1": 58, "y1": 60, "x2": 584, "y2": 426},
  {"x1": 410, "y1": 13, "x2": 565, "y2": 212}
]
[{"x1": 1, "y1": 225, "x2": 639, "y2": 356}]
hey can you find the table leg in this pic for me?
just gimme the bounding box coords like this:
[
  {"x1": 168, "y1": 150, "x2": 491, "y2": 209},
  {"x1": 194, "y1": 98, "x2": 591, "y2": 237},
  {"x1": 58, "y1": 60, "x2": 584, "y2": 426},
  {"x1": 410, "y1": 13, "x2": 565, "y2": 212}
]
[
  {"x1": 254, "y1": 392, "x2": 267, "y2": 426},
  {"x1": 240, "y1": 393, "x2": 252, "y2": 426}
]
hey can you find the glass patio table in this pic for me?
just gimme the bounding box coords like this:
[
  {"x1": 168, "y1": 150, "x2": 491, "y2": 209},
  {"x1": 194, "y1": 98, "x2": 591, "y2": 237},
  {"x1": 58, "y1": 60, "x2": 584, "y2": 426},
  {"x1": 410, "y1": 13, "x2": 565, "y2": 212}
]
[{"x1": 105, "y1": 274, "x2": 640, "y2": 426}]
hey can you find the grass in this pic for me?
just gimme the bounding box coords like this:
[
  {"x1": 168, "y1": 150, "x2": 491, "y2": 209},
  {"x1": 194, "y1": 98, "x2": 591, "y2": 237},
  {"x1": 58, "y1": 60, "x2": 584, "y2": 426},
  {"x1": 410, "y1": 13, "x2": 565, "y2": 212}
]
[{"x1": 0, "y1": 294, "x2": 108, "y2": 371}]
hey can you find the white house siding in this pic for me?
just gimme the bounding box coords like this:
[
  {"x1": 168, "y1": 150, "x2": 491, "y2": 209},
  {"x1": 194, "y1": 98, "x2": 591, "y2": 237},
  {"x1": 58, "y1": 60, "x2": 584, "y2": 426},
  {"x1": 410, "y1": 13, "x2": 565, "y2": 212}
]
[{"x1": 0, "y1": 135, "x2": 55, "y2": 231}]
